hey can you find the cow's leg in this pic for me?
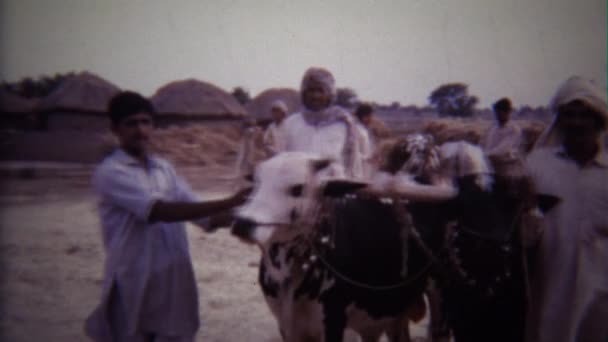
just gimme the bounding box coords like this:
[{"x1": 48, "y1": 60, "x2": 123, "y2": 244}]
[
  {"x1": 322, "y1": 302, "x2": 347, "y2": 342},
  {"x1": 382, "y1": 317, "x2": 411, "y2": 342},
  {"x1": 426, "y1": 281, "x2": 450, "y2": 342},
  {"x1": 359, "y1": 331, "x2": 383, "y2": 342},
  {"x1": 283, "y1": 324, "x2": 322, "y2": 342},
  {"x1": 322, "y1": 314, "x2": 346, "y2": 342}
]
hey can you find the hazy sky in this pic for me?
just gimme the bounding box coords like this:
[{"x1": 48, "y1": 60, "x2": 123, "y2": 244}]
[{"x1": 0, "y1": 0, "x2": 605, "y2": 107}]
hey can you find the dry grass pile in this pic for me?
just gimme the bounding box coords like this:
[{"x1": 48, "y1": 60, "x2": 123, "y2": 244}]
[
  {"x1": 370, "y1": 118, "x2": 547, "y2": 173},
  {"x1": 150, "y1": 126, "x2": 238, "y2": 166},
  {"x1": 100, "y1": 125, "x2": 264, "y2": 167},
  {"x1": 422, "y1": 119, "x2": 491, "y2": 144},
  {"x1": 518, "y1": 120, "x2": 547, "y2": 151},
  {"x1": 421, "y1": 118, "x2": 546, "y2": 151}
]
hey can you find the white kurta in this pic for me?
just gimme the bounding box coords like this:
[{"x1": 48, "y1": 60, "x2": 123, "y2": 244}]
[
  {"x1": 262, "y1": 121, "x2": 287, "y2": 155},
  {"x1": 354, "y1": 123, "x2": 374, "y2": 180},
  {"x1": 482, "y1": 121, "x2": 522, "y2": 159},
  {"x1": 282, "y1": 112, "x2": 367, "y2": 179},
  {"x1": 85, "y1": 149, "x2": 205, "y2": 341},
  {"x1": 525, "y1": 147, "x2": 608, "y2": 342}
]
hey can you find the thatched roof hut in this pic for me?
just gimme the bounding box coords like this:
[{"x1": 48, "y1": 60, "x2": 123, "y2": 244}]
[
  {"x1": 0, "y1": 90, "x2": 37, "y2": 113},
  {"x1": 151, "y1": 79, "x2": 247, "y2": 118},
  {"x1": 30, "y1": 72, "x2": 120, "y2": 131},
  {"x1": 36, "y1": 71, "x2": 121, "y2": 113},
  {"x1": 245, "y1": 88, "x2": 301, "y2": 120},
  {"x1": 0, "y1": 90, "x2": 39, "y2": 130}
]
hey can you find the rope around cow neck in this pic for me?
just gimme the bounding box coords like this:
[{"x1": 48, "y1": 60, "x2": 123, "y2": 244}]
[{"x1": 308, "y1": 228, "x2": 435, "y2": 291}]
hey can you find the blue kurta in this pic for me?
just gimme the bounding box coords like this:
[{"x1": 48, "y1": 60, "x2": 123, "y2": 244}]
[{"x1": 85, "y1": 149, "x2": 206, "y2": 341}]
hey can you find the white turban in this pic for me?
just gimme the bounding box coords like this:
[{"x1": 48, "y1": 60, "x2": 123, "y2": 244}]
[
  {"x1": 270, "y1": 99, "x2": 288, "y2": 114},
  {"x1": 300, "y1": 67, "x2": 336, "y2": 101},
  {"x1": 535, "y1": 76, "x2": 608, "y2": 148}
]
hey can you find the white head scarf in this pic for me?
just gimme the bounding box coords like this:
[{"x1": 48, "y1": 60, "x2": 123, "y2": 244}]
[
  {"x1": 299, "y1": 67, "x2": 347, "y2": 127},
  {"x1": 535, "y1": 76, "x2": 608, "y2": 148},
  {"x1": 299, "y1": 67, "x2": 362, "y2": 177},
  {"x1": 300, "y1": 67, "x2": 336, "y2": 101},
  {"x1": 270, "y1": 99, "x2": 288, "y2": 114}
]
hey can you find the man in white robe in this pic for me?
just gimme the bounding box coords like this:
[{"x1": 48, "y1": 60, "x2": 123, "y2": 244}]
[
  {"x1": 525, "y1": 76, "x2": 608, "y2": 342},
  {"x1": 482, "y1": 98, "x2": 523, "y2": 165},
  {"x1": 262, "y1": 99, "x2": 288, "y2": 156},
  {"x1": 353, "y1": 103, "x2": 377, "y2": 179},
  {"x1": 281, "y1": 67, "x2": 368, "y2": 179}
]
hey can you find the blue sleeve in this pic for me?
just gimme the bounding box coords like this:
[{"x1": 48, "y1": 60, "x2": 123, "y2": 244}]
[
  {"x1": 169, "y1": 166, "x2": 210, "y2": 227},
  {"x1": 93, "y1": 165, "x2": 160, "y2": 222}
]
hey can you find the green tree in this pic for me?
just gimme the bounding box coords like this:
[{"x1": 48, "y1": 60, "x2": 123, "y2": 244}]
[
  {"x1": 1, "y1": 72, "x2": 76, "y2": 98},
  {"x1": 231, "y1": 87, "x2": 251, "y2": 105},
  {"x1": 428, "y1": 83, "x2": 478, "y2": 117}
]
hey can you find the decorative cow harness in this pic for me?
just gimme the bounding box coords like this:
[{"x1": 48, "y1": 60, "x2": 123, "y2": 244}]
[{"x1": 262, "y1": 194, "x2": 438, "y2": 291}]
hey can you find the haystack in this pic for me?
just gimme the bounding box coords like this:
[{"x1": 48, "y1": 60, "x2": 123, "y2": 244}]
[
  {"x1": 245, "y1": 88, "x2": 300, "y2": 120},
  {"x1": 98, "y1": 124, "x2": 260, "y2": 170},
  {"x1": 421, "y1": 118, "x2": 546, "y2": 152},
  {"x1": 151, "y1": 79, "x2": 246, "y2": 117},
  {"x1": 422, "y1": 118, "x2": 490, "y2": 144},
  {"x1": 36, "y1": 71, "x2": 120, "y2": 112}
]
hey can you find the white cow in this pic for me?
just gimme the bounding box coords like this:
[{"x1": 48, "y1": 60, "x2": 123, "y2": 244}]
[{"x1": 232, "y1": 151, "x2": 456, "y2": 342}]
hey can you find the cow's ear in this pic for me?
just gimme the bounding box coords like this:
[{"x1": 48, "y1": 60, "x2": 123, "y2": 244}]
[
  {"x1": 310, "y1": 159, "x2": 332, "y2": 173},
  {"x1": 536, "y1": 194, "x2": 561, "y2": 214},
  {"x1": 323, "y1": 180, "x2": 368, "y2": 197}
]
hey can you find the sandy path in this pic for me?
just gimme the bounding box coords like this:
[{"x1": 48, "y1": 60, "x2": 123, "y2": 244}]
[{"x1": 0, "y1": 177, "x2": 428, "y2": 341}]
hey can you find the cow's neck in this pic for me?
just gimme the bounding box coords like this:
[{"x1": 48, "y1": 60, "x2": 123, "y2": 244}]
[
  {"x1": 263, "y1": 236, "x2": 311, "y2": 271},
  {"x1": 262, "y1": 234, "x2": 332, "y2": 289}
]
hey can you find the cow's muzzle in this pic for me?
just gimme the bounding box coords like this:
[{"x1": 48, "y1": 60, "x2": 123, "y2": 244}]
[{"x1": 231, "y1": 217, "x2": 257, "y2": 242}]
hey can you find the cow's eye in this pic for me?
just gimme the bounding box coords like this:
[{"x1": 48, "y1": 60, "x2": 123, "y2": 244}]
[{"x1": 288, "y1": 184, "x2": 304, "y2": 197}]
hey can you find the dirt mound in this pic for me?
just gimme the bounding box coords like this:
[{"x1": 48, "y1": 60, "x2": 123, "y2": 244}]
[
  {"x1": 151, "y1": 79, "x2": 246, "y2": 117},
  {"x1": 36, "y1": 72, "x2": 120, "y2": 112},
  {"x1": 245, "y1": 88, "x2": 300, "y2": 120}
]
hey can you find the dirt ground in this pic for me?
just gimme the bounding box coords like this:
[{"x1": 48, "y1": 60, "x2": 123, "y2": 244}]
[{"x1": 0, "y1": 168, "x2": 429, "y2": 342}]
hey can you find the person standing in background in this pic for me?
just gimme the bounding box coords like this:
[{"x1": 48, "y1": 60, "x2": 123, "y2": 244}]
[
  {"x1": 281, "y1": 67, "x2": 368, "y2": 179},
  {"x1": 353, "y1": 103, "x2": 376, "y2": 179},
  {"x1": 482, "y1": 97, "x2": 523, "y2": 161},
  {"x1": 262, "y1": 99, "x2": 288, "y2": 156}
]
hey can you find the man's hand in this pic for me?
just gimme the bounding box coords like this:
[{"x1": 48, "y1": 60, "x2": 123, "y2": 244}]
[
  {"x1": 521, "y1": 208, "x2": 544, "y2": 248},
  {"x1": 228, "y1": 186, "x2": 254, "y2": 207},
  {"x1": 206, "y1": 211, "x2": 236, "y2": 232},
  {"x1": 149, "y1": 187, "x2": 253, "y2": 224}
]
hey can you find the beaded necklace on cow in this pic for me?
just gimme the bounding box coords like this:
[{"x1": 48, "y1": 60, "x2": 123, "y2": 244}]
[{"x1": 299, "y1": 194, "x2": 438, "y2": 292}]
